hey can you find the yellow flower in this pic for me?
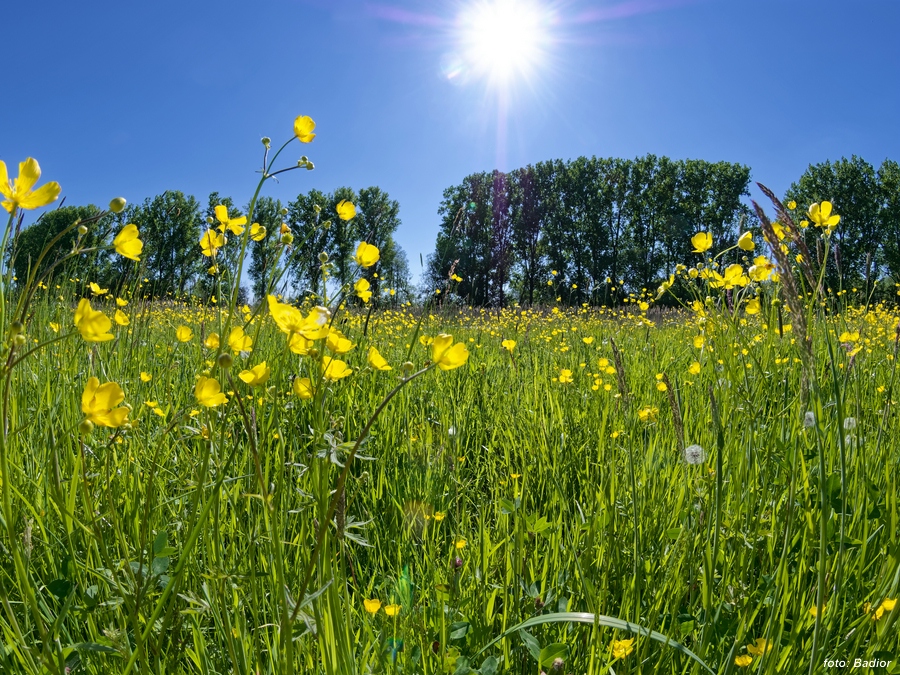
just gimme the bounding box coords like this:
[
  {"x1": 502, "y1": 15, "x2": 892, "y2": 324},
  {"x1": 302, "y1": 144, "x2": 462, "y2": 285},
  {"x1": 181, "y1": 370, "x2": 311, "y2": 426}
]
[
  {"x1": 787, "y1": 200, "x2": 797, "y2": 210},
  {"x1": 583, "y1": 336, "x2": 595, "y2": 344},
  {"x1": 749, "y1": 255, "x2": 775, "y2": 282},
  {"x1": 809, "y1": 603, "x2": 826, "y2": 617},
  {"x1": 228, "y1": 326, "x2": 253, "y2": 353},
  {"x1": 116, "y1": 297, "x2": 128, "y2": 307},
  {"x1": 638, "y1": 405, "x2": 658, "y2": 424},
  {"x1": 199, "y1": 229, "x2": 225, "y2": 257},
  {"x1": 294, "y1": 115, "x2": 316, "y2": 143},
  {"x1": 688, "y1": 361, "x2": 701, "y2": 375},
  {"x1": 838, "y1": 331, "x2": 859, "y2": 343},
  {"x1": 195, "y1": 376, "x2": 228, "y2": 407},
  {"x1": 292, "y1": 377, "x2": 314, "y2": 399},
  {"x1": 113, "y1": 224, "x2": 143, "y2": 261},
  {"x1": 336, "y1": 199, "x2": 356, "y2": 221},
  {"x1": 808, "y1": 201, "x2": 840, "y2": 232},
  {"x1": 250, "y1": 223, "x2": 266, "y2": 241},
  {"x1": 326, "y1": 329, "x2": 355, "y2": 355},
  {"x1": 745, "y1": 298, "x2": 761, "y2": 315},
  {"x1": 746, "y1": 638, "x2": 772, "y2": 656},
  {"x1": 176, "y1": 325, "x2": 193, "y2": 342},
  {"x1": 501, "y1": 339, "x2": 516, "y2": 352},
  {"x1": 455, "y1": 538, "x2": 467, "y2": 549},
  {"x1": 432, "y1": 511, "x2": 446, "y2": 522},
  {"x1": 691, "y1": 231, "x2": 713, "y2": 253},
  {"x1": 322, "y1": 356, "x2": 352, "y2": 381},
  {"x1": 238, "y1": 362, "x2": 271, "y2": 387},
  {"x1": 288, "y1": 332, "x2": 312, "y2": 355},
  {"x1": 354, "y1": 241, "x2": 380, "y2": 268},
  {"x1": 74, "y1": 298, "x2": 114, "y2": 342},
  {"x1": 205, "y1": 333, "x2": 220, "y2": 349},
  {"x1": 735, "y1": 654, "x2": 753, "y2": 668},
  {"x1": 610, "y1": 638, "x2": 635, "y2": 659},
  {"x1": 873, "y1": 598, "x2": 896, "y2": 620},
  {"x1": 90, "y1": 282, "x2": 108, "y2": 295},
  {"x1": 431, "y1": 334, "x2": 470, "y2": 371},
  {"x1": 558, "y1": 368, "x2": 574, "y2": 383},
  {"x1": 737, "y1": 231, "x2": 755, "y2": 251},
  {"x1": 49, "y1": 322, "x2": 60, "y2": 333},
  {"x1": 0, "y1": 158, "x2": 61, "y2": 213},
  {"x1": 267, "y1": 295, "x2": 330, "y2": 339},
  {"x1": 114, "y1": 309, "x2": 130, "y2": 326},
  {"x1": 367, "y1": 347, "x2": 392, "y2": 371},
  {"x1": 81, "y1": 377, "x2": 129, "y2": 428},
  {"x1": 384, "y1": 604, "x2": 401, "y2": 617},
  {"x1": 140, "y1": 372, "x2": 152, "y2": 382},
  {"x1": 363, "y1": 599, "x2": 382, "y2": 615},
  {"x1": 214, "y1": 204, "x2": 247, "y2": 235},
  {"x1": 355, "y1": 277, "x2": 372, "y2": 303},
  {"x1": 711, "y1": 264, "x2": 749, "y2": 290},
  {"x1": 656, "y1": 381, "x2": 668, "y2": 392}
]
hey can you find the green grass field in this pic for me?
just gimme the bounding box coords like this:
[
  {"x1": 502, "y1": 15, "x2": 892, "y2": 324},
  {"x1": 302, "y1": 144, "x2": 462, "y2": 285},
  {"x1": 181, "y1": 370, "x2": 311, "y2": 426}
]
[{"x1": 1, "y1": 143, "x2": 899, "y2": 675}]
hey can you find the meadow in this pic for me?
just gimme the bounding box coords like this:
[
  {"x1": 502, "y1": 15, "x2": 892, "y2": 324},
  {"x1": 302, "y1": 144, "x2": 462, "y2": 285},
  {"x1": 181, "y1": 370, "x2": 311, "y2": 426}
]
[{"x1": 1, "y1": 121, "x2": 899, "y2": 675}]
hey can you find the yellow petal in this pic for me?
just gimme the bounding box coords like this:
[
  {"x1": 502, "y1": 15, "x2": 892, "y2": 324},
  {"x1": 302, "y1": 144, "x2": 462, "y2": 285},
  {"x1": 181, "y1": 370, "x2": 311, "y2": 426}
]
[
  {"x1": 16, "y1": 181, "x2": 61, "y2": 209},
  {"x1": 14, "y1": 158, "x2": 40, "y2": 194}
]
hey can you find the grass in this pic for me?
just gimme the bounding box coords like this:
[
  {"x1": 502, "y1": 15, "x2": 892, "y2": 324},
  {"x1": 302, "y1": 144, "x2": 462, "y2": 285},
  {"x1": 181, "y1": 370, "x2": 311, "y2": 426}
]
[{"x1": 1, "y1": 282, "x2": 899, "y2": 674}]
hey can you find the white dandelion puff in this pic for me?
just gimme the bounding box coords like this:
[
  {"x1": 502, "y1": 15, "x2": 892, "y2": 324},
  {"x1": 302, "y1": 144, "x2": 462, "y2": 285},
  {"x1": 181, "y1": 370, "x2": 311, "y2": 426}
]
[
  {"x1": 803, "y1": 411, "x2": 816, "y2": 428},
  {"x1": 683, "y1": 444, "x2": 707, "y2": 465}
]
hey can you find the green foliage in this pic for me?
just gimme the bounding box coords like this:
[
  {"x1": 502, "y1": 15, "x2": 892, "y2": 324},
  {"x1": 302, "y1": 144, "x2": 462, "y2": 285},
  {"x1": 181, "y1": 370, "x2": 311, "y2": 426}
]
[
  {"x1": 9, "y1": 206, "x2": 114, "y2": 287},
  {"x1": 428, "y1": 155, "x2": 753, "y2": 306},
  {"x1": 785, "y1": 156, "x2": 900, "y2": 294}
]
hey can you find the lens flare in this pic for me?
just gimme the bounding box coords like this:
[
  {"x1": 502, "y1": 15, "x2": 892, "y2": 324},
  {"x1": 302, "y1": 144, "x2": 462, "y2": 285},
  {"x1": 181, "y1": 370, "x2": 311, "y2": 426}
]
[{"x1": 457, "y1": 0, "x2": 553, "y2": 87}]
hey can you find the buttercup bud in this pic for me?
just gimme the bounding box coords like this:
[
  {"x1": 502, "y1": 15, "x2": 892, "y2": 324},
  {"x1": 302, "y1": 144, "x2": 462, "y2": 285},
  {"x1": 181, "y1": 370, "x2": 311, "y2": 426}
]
[
  {"x1": 281, "y1": 232, "x2": 294, "y2": 245},
  {"x1": 305, "y1": 161, "x2": 314, "y2": 171},
  {"x1": 206, "y1": 216, "x2": 215, "y2": 225},
  {"x1": 9, "y1": 321, "x2": 24, "y2": 336},
  {"x1": 79, "y1": 419, "x2": 94, "y2": 435},
  {"x1": 281, "y1": 207, "x2": 288, "y2": 215},
  {"x1": 217, "y1": 353, "x2": 234, "y2": 370},
  {"x1": 318, "y1": 251, "x2": 329, "y2": 263},
  {"x1": 313, "y1": 204, "x2": 322, "y2": 214},
  {"x1": 261, "y1": 136, "x2": 271, "y2": 147},
  {"x1": 322, "y1": 220, "x2": 332, "y2": 230},
  {"x1": 12, "y1": 334, "x2": 26, "y2": 347},
  {"x1": 78, "y1": 225, "x2": 88, "y2": 236},
  {"x1": 109, "y1": 197, "x2": 127, "y2": 213}
]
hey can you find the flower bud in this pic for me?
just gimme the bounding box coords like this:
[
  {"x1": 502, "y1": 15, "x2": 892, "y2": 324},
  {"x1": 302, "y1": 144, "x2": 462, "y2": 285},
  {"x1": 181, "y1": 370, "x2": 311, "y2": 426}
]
[
  {"x1": 313, "y1": 204, "x2": 322, "y2": 214},
  {"x1": 322, "y1": 220, "x2": 332, "y2": 230},
  {"x1": 217, "y1": 353, "x2": 234, "y2": 370},
  {"x1": 78, "y1": 225, "x2": 88, "y2": 236},
  {"x1": 9, "y1": 320, "x2": 24, "y2": 336},
  {"x1": 109, "y1": 197, "x2": 127, "y2": 213},
  {"x1": 300, "y1": 156, "x2": 308, "y2": 164},
  {"x1": 12, "y1": 334, "x2": 26, "y2": 347},
  {"x1": 281, "y1": 207, "x2": 288, "y2": 216},
  {"x1": 79, "y1": 419, "x2": 94, "y2": 435},
  {"x1": 261, "y1": 136, "x2": 271, "y2": 147},
  {"x1": 308, "y1": 347, "x2": 320, "y2": 359},
  {"x1": 281, "y1": 232, "x2": 294, "y2": 245},
  {"x1": 401, "y1": 361, "x2": 415, "y2": 375},
  {"x1": 206, "y1": 216, "x2": 215, "y2": 225},
  {"x1": 318, "y1": 251, "x2": 329, "y2": 263},
  {"x1": 305, "y1": 161, "x2": 314, "y2": 171}
]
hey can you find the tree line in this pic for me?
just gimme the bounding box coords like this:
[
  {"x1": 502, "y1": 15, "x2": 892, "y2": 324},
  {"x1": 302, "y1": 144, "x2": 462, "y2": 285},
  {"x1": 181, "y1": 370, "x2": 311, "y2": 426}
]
[
  {"x1": 426, "y1": 154, "x2": 900, "y2": 306},
  {"x1": 9, "y1": 187, "x2": 414, "y2": 304}
]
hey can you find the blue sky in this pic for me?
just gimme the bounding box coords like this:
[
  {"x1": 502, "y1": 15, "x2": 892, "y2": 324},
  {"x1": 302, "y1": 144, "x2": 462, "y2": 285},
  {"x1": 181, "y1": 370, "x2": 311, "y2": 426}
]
[{"x1": 4, "y1": 0, "x2": 899, "y2": 284}]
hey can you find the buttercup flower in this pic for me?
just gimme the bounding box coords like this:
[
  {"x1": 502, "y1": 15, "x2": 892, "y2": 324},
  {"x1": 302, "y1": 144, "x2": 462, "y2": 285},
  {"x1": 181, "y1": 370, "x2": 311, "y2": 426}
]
[
  {"x1": 746, "y1": 638, "x2": 772, "y2": 656},
  {"x1": 238, "y1": 362, "x2": 271, "y2": 387},
  {"x1": 292, "y1": 377, "x2": 314, "y2": 399},
  {"x1": 501, "y1": 339, "x2": 516, "y2": 352},
  {"x1": 0, "y1": 158, "x2": 61, "y2": 213},
  {"x1": 200, "y1": 229, "x2": 225, "y2": 257},
  {"x1": 326, "y1": 330, "x2": 354, "y2": 355},
  {"x1": 228, "y1": 326, "x2": 253, "y2": 353},
  {"x1": 114, "y1": 309, "x2": 130, "y2": 326},
  {"x1": 250, "y1": 223, "x2": 267, "y2": 241},
  {"x1": 737, "y1": 231, "x2": 755, "y2": 251},
  {"x1": 195, "y1": 376, "x2": 228, "y2": 407},
  {"x1": 74, "y1": 298, "x2": 114, "y2": 342},
  {"x1": 431, "y1": 334, "x2": 470, "y2": 371},
  {"x1": 363, "y1": 599, "x2": 382, "y2": 615},
  {"x1": 355, "y1": 242, "x2": 380, "y2": 268},
  {"x1": 735, "y1": 655, "x2": 753, "y2": 668},
  {"x1": 808, "y1": 201, "x2": 840, "y2": 233},
  {"x1": 691, "y1": 231, "x2": 713, "y2": 253},
  {"x1": 367, "y1": 347, "x2": 392, "y2": 371},
  {"x1": 214, "y1": 204, "x2": 247, "y2": 235},
  {"x1": 294, "y1": 115, "x2": 316, "y2": 143},
  {"x1": 82, "y1": 377, "x2": 129, "y2": 428},
  {"x1": 113, "y1": 224, "x2": 143, "y2": 261},
  {"x1": 336, "y1": 200, "x2": 356, "y2": 221},
  {"x1": 355, "y1": 277, "x2": 372, "y2": 303},
  {"x1": 322, "y1": 357, "x2": 353, "y2": 381},
  {"x1": 610, "y1": 638, "x2": 635, "y2": 659}
]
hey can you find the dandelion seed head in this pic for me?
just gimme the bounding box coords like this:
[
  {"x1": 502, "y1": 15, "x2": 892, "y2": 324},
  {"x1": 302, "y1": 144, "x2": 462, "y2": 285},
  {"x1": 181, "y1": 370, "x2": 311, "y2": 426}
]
[{"x1": 683, "y1": 444, "x2": 707, "y2": 465}]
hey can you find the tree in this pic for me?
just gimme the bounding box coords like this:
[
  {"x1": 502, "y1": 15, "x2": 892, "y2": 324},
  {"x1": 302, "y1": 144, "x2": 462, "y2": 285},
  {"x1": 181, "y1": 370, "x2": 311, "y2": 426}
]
[
  {"x1": 124, "y1": 191, "x2": 202, "y2": 297},
  {"x1": 10, "y1": 205, "x2": 113, "y2": 288},
  {"x1": 247, "y1": 196, "x2": 285, "y2": 302}
]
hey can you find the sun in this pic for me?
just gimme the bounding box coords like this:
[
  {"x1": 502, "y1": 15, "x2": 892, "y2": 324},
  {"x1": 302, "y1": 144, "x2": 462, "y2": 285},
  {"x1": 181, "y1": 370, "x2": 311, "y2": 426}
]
[{"x1": 457, "y1": 0, "x2": 552, "y2": 87}]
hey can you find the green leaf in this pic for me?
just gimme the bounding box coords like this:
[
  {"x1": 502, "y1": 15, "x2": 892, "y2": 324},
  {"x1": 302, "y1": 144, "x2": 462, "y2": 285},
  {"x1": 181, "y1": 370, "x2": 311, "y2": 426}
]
[
  {"x1": 449, "y1": 621, "x2": 470, "y2": 640},
  {"x1": 47, "y1": 579, "x2": 73, "y2": 600},
  {"x1": 518, "y1": 629, "x2": 541, "y2": 661},
  {"x1": 479, "y1": 612, "x2": 715, "y2": 675},
  {"x1": 479, "y1": 655, "x2": 499, "y2": 675},
  {"x1": 152, "y1": 530, "x2": 167, "y2": 556},
  {"x1": 539, "y1": 643, "x2": 569, "y2": 667}
]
